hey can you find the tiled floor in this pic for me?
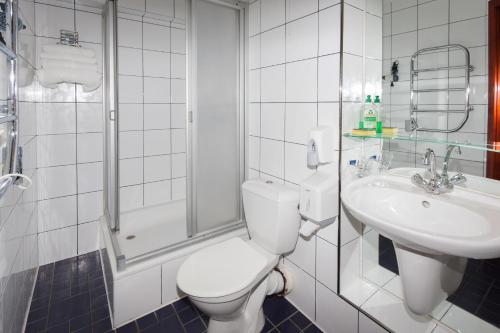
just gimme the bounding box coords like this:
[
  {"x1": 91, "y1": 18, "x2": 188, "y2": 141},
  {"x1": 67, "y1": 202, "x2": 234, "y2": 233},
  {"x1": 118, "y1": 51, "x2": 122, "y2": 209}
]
[
  {"x1": 379, "y1": 235, "x2": 500, "y2": 328},
  {"x1": 25, "y1": 251, "x2": 323, "y2": 333}
]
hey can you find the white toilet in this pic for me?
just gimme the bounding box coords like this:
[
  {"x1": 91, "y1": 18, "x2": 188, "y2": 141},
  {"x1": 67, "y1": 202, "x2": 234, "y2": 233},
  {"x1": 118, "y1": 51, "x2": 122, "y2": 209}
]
[{"x1": 176, "y1": 180, "x2": 301, "y2": 333}]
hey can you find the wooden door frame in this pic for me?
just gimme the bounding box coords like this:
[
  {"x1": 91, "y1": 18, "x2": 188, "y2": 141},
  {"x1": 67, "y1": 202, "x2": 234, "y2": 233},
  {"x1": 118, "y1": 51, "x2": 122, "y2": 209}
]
[{"x1": 488, "y1": 0, "x2": 500, "y2": 179}]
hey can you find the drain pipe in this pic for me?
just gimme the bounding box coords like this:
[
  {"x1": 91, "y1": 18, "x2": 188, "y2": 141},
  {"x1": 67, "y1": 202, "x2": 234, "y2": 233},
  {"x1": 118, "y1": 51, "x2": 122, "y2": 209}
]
[{"x1": 266, "y1": 265, "x2": 293, "y2": 296}]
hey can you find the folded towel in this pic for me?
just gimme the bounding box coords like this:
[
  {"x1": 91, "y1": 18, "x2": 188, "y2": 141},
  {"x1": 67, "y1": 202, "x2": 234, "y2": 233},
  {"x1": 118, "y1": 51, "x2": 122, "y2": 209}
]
[
  {"x1": 41, "y1": 58, "x2": 99, "y2": 72},
  {"x1": 38, "y1": 68, "x2": 102, "y2": 92},
  {"x1": 42, "y1": 44, "x2": 96, "y2": 58},
  {"x1": 40, "y1": 52, "x2": 97, "y2": 64}
]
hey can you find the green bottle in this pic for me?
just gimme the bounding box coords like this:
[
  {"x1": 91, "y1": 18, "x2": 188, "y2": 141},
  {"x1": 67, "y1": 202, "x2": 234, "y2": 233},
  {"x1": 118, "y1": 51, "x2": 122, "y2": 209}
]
[
  {"x1": 363, "y1": 95, "x2": 376, "y2": 129},
  {"x1": 374, "y1": 95, "x2": 383, "y2": 134}
]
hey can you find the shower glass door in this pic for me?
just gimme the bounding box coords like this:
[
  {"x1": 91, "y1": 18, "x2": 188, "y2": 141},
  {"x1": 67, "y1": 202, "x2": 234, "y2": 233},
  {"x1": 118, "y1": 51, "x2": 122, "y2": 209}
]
[{"x1": 189, "y1": 0, "x2": 244, "y2": 235}]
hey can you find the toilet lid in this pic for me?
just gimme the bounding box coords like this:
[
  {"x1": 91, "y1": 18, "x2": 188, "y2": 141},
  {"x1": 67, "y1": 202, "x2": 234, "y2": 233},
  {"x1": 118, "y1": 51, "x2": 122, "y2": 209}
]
[{"x1": 177, "y1": 238, "x2": 269, "y2": 298}]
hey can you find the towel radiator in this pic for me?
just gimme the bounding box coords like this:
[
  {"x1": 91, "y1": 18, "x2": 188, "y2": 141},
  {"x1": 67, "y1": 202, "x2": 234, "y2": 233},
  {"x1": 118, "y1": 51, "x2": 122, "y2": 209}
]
[{"x1": 406, "y1": 44, "x2": 474, "y2": 133}]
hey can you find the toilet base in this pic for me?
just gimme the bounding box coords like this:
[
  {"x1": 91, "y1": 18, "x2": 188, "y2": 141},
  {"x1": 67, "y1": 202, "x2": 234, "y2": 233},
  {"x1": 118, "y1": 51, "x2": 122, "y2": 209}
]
[{"x1": 206, "y1": 276, "x2": 268, "y2": 333}]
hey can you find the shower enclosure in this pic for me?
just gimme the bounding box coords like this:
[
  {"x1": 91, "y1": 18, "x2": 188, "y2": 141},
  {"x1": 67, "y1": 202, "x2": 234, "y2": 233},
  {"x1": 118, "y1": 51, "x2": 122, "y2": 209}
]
[{"x1": 103, "y1": 0, "x2": 246, "y2": 268}]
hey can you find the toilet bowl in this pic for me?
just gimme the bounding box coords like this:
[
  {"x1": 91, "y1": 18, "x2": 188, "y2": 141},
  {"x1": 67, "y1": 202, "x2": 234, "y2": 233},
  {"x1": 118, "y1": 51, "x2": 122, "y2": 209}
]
[{"x1": 177, "y1": 180, "x2": 302, "y2": 333}]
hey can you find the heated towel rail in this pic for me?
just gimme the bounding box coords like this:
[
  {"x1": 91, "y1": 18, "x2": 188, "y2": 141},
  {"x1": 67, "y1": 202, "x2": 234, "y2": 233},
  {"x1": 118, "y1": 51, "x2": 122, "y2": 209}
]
[{"x1": 406, "y1": 44, "x2": 474, "y2": 133}]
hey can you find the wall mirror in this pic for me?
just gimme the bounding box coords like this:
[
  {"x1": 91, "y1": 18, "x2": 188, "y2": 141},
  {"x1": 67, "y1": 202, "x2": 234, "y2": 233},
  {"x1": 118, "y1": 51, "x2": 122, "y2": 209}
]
[{"x1": 339, "y1": 1, "x2": 500, "y2": 332}]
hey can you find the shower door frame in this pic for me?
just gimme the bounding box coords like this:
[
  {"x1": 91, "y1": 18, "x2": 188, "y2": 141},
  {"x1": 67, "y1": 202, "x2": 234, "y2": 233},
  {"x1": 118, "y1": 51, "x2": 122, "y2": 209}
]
[
  {"x1": 186, "y1": 0, "x2": 247, "y2": 238},
  {"x1": 103, "y1": 0, "x2": 249, "y2": 268}
]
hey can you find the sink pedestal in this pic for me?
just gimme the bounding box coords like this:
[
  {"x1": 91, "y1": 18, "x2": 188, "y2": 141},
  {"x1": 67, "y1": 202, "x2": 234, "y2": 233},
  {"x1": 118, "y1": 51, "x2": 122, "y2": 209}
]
[{"x1": 394, "y1": 242, "x2": 467, "y2": 315}]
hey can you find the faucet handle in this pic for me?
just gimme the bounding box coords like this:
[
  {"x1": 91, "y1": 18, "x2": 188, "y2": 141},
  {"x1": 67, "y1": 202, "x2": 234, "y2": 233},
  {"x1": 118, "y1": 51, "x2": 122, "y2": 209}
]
[{"x1": 449, "y1": 173, "x2": 467, "y2": 185}]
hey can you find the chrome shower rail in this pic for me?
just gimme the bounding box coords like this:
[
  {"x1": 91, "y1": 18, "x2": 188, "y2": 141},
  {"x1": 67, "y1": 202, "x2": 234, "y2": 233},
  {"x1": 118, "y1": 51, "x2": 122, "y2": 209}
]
[{"x1": 407, "y1": 44, "x2": 473, "y2": 133}]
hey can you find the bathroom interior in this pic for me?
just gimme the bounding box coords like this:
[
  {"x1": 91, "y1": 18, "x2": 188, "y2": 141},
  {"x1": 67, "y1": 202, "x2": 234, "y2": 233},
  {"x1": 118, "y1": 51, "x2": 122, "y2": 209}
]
[{"x1": 0, "y1": 0, "x2": 498, "y2": 332}]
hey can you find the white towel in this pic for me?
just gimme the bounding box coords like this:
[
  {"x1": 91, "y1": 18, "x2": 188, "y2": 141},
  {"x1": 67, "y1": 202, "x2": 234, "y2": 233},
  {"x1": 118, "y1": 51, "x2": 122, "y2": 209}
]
[
  {"x1": 38, "y1": 68, "x2": 101, "y2": 92},
  {"x1": 38, "y1": 44, "x2": 102, "y2": 92},
  {"x1": 42, "y1": 44, "x2": 96, "y2": 58}
]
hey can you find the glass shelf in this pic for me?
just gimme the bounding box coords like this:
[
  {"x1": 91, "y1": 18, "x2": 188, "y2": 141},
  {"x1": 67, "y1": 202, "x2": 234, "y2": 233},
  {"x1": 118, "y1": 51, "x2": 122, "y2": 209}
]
[{"x1": 343, "y1": 133, "x2": 500, "y2": 153}]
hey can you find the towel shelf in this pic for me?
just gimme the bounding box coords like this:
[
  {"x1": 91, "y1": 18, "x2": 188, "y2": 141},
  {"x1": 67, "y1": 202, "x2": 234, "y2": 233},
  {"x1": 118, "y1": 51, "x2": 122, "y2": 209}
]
[{"x1": 407, "y1": 44, "x2": 472, "y2": 133}]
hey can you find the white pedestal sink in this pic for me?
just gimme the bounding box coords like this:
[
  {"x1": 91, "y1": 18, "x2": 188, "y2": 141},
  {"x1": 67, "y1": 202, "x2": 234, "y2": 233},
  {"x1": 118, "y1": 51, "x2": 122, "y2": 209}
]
[{"x1": 342, "y1": 168, "x2": 500, "y2": 315}]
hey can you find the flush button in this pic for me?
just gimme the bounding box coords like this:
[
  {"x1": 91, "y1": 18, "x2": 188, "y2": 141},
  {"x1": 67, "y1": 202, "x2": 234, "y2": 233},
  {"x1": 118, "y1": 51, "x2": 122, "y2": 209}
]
[
  {"x1": 422, "y1": 201, "x2": 431, "y2": 208},
  {"x1": 265, "y1": 180, "x2": 273, "y2": 184}
]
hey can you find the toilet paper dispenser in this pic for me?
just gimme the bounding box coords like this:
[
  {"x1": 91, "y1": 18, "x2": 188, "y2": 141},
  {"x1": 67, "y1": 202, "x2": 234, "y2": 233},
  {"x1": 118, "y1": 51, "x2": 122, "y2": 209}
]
[{"x1": 298, "y1": 172, "x2": 338, "y2": 237}]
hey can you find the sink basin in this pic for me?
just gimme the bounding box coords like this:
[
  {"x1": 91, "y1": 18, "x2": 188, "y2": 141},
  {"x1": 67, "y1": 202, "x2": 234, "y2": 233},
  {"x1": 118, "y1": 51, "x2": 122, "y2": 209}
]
[
  {"x1": 341, "y1": 168, "x2": 500, "y2": 315},
  {"x1": 342, "y1": 171, "x2": 500, "y2": 259}
]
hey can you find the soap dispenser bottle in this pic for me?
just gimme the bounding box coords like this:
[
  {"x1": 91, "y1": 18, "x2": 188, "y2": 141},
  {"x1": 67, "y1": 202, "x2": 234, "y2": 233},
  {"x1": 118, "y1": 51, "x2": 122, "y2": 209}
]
[
  {"x1": 374, "y1": 95, "x2": 383, "y2": 133},
  {"x1": 363, "y1": 95, "x2": 376, "y2": 129}
]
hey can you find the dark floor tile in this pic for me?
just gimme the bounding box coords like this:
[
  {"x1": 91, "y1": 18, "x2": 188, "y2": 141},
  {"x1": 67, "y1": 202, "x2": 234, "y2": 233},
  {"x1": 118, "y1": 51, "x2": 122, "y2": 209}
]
[
  {"x1": 25, "y1": 317, "x2": 47, "y2": 333},
  {"x1": 177, "y1": 306, "x2": 199, "y2": 324},
  {"x1": 184, "y1": 317, "x2": 206, "y2": 333},
  {"x1": 157, "y1": 315, "x2": 185, "y2": 333},
  {"x1": 450, "y1": 291, "x2": 484, "y2": 314},
  {"x1": 172, "y1": 297, "x2": 192, "y2": 312},
  {"x1": 155, "y1": 305, "x2": 175, "y2": 320},
  {"x1": 136, "y1": 313, "x2": 158, "y2": 330},
  {"x1": 263, "y1": 296, "x2": 297, "y2": 325},
  {"x1": 70, "y1": 312, "x2": 92, "y2": 332},
  {"x1": 303, "y1": 323, "x2": 323, "y2": 333},
  {"x1": 27, "y1": 306, "x2": 49, "y2": 323},
  {"x1": 91, "y1": 317, "x2": 112, "y2": 332},
  {"x1": 261, "y1": 319, "x2": 274, "y2": 333},
  {"x1": 92, "y1": 305, "x2": 110, "y2": 322},
  {"x1": 116, "y1": 321, "x2": 138, "y2": 333},
  {"x1": 30, "y1": 296, "x2": 50, "y2": 312},
  {"x1": 476, "y1": 306, "x2": 500, "y2": 328},
  {"x1": 290, "y1": 311, "x2": 310, "y2": 329},
  {"x1": 91, "y1": 294, "x2": 109, "y2": 310},
  {"x1": 276, "y1": 320, "x2": 300, "y2": 333},
  {"x1": 46, "y1": 320, "x2": 70, "y2": 333}
]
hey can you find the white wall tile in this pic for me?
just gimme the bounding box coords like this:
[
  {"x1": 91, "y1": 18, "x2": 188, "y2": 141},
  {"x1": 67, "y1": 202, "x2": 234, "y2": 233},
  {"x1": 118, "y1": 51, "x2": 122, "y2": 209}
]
[
  {"x1": 392, "y1": 6, "x2": 417, "y2": 34},
  {"x1": 143, "y1": 23, "x2": 170, "y2": 52},
  {"x1": 143, "y1": 50, "x2": 171, "y2": 78},
  {"x1": 120, "y1": 131, "x2": 143, "y2": 158},
  {"x1": 450, "y1": 0, "x2": 487, "y2": 22},
  {"x1": 144, "y1": 104, "x2": 170, "y2": 130},
  {"x1": 77, "y1": 133, "x2": 103, "y2": 163},
  {"x1": 319, "y1": 5, "x2": 341, "y2": 56},
  {"x1": 285, "y1": 103, "x2": 316, "y2": 144},
  {"x1": 144, "y1": 130, "x2": 171, "y2": 155},
  {"x1": 120, "y1": 185, "x2": 143, "y2": 211},
  {"x1": 120, "y1": 104, "x2": 144, "y2": 131},
  {"x1": 144, "y1": 77, "x2": 170, "y2": 103},
  {"x1": 450, "y1": 17, "x2": 487, "y2": 48},
  {"x1": 38, "y1": 165, "x2": 77, "y2": 200},
  {"x1": 171, "y1": 104, "x2": 186, "y2": 128},
  {"x1": 343, "y1": 5, "x2": 364, "y2": 56},
  {"x1": 38, "y1": 226, "x2": 77, "y2": 265},
  {"x1": 146, "y1": 0, "x2": 174, "y2": 17},
  {"x1": 260, "y1": 138, "x2": 284, "y2": 178},
  {"x1": 249, "y1": 103, "x2": 261, "y2": 137},
  {"x1": 38, "y1": 196, "x2": 77, "y2": 232},
  {"x1": 318, "y1": 54, "x2": 340, "y2": 102},
  {"x1": 172, "y1": 177, "x2": 186, "y2": 200},
  {"x1": 316, "y1": 237, "x2": 338, "y2": 292},
  {"x1": 286, "y1": 232, "x2": 315, "y2": 275},
  {"x1": 171, "y1": 79, "x2": 186, "y2": 103},
  {"x1": 418, "y1": 0, "x2": 448, "y2": 29},
  {"x1": 118, "y1": 18, "x2": 142, "y2": 48},
  {"x1": 286, "y1": 58, "x2": 317, "y2": 102},
  {"x1": 119, "y1": 76, "x2": 143, "y2": 103},
  {"x1": 78, "y1": 191, "x2": 103, "y2": 223},
  {"x1": 171, "y1": 28, "x2": 186, "y2": 53},
  {"x1": 171, "y1": 129, "x2": 186, "y2": 153},
  {"x1": 261, "y1": 0, "x2": 286, "y2": 31},
  {"x1": 120, "y1": 158, "x2": 143, "y2": 187},
  {"x1": 37, "y1": 103, "x2": 76, "y2": 135},
  {"x1": 77, "y1": 162, "x2": 103, "y2": 193},
  {"x1": 171, "y1": 53, "x2": 186, "y2": 78},
  {"x1": 261, "y1": 65, "x2": 286, "y2": 102},
  {"x1": 359, "y1": 312, "x2": 388, "y2": 333},
  {"x1": 286, "y1": 14, "x2": 318, "y2": 62},
  {"x1": 261, "y1": 27, "x2": 286, "y2": 67},
  {"x1": 172, "y1": 153, "x2": 186, "y2": 178},
  {"x1": 35, "y1": 3, "x2": 74, "y2": 38},
  {"x1": 284, "y1": 143, "x2": 314, "y2": 183},
  {"x1": 78, "y1": 221, "x2": 99, "y2": 255},
  {"x1": 286, "y1": 0, "x2": 318, "y2": 22},
  {"x1": 37, "y1": 134, "x2": 76, "y2": 167},
  {"x1": 283, "y1": 259, "x2": 316, "y2": 320},
  {"x1": 249, "y1": 1, "x2": 261, "y2": 36},
  {"x1": 144, "y1": 155, "x2": 171, "y2": 182},
  {"x1": 261, "y1": 103, "x2": 285, "y2": 140},
  {"x1": 76, "y1": 10, "x2": 102, "y2": 44},
  {"x1": 316, "y1": 282, "x2": 358, "y2": 333},
  {"x1": 144, "y1": 180, "x2": 172, "y2": 205},
  {"x1": 119, "y1": 47, "x2": 143, "y2": 76},
  {"x1": 77, "y1": 103, "x2": 103, "y2": 133}
]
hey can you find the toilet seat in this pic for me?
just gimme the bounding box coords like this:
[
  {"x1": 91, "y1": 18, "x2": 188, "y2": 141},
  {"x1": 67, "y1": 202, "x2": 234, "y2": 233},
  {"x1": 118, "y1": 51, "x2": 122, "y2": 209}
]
[{"x1": 177, "y1": 238, "x2": 277, "y2": 301}]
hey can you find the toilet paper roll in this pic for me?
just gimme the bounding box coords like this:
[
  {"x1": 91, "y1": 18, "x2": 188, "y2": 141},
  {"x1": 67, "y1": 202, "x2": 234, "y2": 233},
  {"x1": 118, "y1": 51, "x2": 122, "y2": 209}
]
[{"x1": 299, "y1": 220, "x2": 320, "y2": 238}]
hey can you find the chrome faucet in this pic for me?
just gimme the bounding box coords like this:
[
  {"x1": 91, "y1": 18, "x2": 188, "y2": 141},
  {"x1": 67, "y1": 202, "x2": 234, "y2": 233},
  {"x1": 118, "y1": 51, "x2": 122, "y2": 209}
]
[{"x1": 411, "y1": 145, "x2": 467, "y2": 194}]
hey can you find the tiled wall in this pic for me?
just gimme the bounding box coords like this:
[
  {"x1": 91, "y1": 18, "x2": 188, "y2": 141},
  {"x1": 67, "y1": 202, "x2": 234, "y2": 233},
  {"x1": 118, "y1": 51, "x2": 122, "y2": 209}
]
[
  {"x1": 34, "y1": 0, "x2": 104, "y2": 265},
  {"x1": 116, "y1": 4, "x2": 187, "y2": 213},
  {"x1": 381, "y1": 0, "x2": 488, "y2": 176},
  {"x1": 248, "y1": 0, "x2": 387, "y2": 332},
  {"x1": 0, "y1": 0, "x2": 39, "y2": 331}
]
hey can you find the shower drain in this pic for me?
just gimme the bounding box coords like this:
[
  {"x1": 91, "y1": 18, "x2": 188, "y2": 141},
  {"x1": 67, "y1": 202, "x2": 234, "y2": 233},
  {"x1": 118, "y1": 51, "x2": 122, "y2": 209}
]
[{"x1": 126, "y1": 235, "x2": 136, "y2": 240}]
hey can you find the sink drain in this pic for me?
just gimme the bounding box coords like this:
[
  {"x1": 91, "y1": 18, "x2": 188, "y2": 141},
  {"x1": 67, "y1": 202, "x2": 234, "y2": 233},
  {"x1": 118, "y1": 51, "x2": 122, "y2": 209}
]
[
  {"x1": 126, "y1": 235, "x2": 136, "y2": 240},
  {"x1": 422, "y1": 201, "x2": 431, "y2": 208}
]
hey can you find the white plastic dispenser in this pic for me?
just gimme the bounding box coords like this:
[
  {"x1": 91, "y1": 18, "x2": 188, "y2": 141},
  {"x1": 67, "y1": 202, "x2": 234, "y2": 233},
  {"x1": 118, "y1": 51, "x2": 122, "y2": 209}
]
[
  {"x1": 298, "y1": 172, "x2": 338, "y2": 237},
  {"x1": 307, "y1": 126, "x2": 335, "y2": 168}
]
